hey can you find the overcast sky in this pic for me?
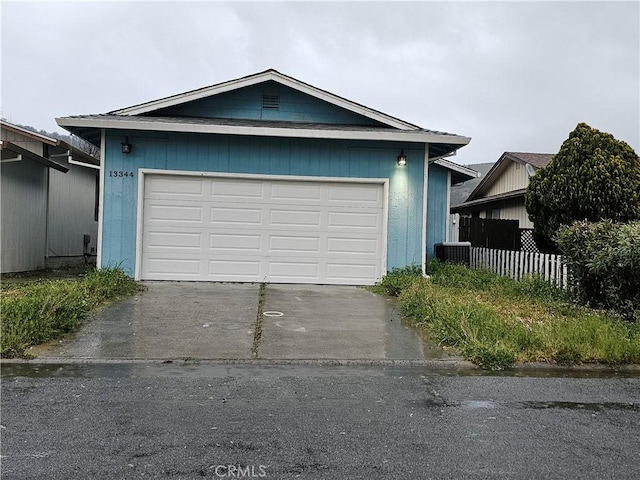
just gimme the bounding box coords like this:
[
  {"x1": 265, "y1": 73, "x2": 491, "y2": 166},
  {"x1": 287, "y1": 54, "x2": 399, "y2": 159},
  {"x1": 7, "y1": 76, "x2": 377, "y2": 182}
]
[{"x1": 2, "y1": 1, "x2": 638, "y2": 165}]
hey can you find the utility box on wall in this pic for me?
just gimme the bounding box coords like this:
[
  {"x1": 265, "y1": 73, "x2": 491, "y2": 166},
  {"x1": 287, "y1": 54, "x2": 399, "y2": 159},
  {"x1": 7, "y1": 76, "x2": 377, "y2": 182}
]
[{"x1": 434, "y1": 241, "x2": 471, "y2": 266}]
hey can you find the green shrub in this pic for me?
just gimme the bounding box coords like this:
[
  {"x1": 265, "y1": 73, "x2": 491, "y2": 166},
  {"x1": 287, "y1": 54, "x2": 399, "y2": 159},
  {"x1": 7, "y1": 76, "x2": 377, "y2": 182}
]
[
  {"x1": 525, "y1": 123, "x2": 640, "y2": 253},
  {"x1": 1, "y1": 268, "x2": 140, "y2": 357},
  {"x1": 556, "y1": 220, "x2": 640, "y2": 321}
]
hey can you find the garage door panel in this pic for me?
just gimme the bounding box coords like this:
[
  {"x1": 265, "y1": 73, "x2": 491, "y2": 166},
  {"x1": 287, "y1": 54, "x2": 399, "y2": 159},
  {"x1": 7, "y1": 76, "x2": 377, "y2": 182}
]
[
  {"x1": 209, "y1": 233, "x2": 262, "y2": 252},
  {"x1": 208, "y1": 259, "x2": 262, "y2": 277},
  {"x1": 270, "y1": 209, "x2": 322, "y2": 227},
  {"x1": 326, "y1": 263, "x2": 379, "y2": 283},
  {"x1": 146, "y1": 176, "x2": 205, "y2": 198},
  {"x1": 270, "y1": 182, "x2": 323, "y2": 202},
  {"x1": 267, "y1": 260, "x2": 320, "y2": 280},
  {"x1": 141, "y1": 175, "x2": 385, "y2": 284},
  {"x1": 328, "y1": 211, "x2": 381, "y2": 230},
  {"x1": 145, "y1": 204, "x2": 203, "y2": 223},
  {"x1": 210, "y1": 207, "x2": 263, "y2": 225},
  {"x1": 145, "y1": 231, "x2": 203, "y2": 250},
  {"x1": 211, "y1": 179, "x2": 265, "y2": 200},
  {"x1": 327, "y1": 237, "x2": 380, "y2": 255},
  {"x1": 269, "y1": 235, "x2": 320, "y2": 253},
  {"x1": 145, "y1": 257, "x2": 201, "y2": 276}
]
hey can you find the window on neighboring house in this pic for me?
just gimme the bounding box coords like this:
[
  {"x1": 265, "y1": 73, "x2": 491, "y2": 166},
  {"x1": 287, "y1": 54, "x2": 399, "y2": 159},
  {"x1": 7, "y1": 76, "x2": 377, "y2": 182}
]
[{"x1": 486, "y1": 208, "x2": 501, "y2": 219}]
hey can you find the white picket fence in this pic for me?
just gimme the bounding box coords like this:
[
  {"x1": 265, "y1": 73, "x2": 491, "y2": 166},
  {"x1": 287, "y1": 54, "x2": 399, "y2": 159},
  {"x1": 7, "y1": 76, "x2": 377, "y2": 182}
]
[{"x1": 470, "y1": 247, "x2": 568, "y2": 288}]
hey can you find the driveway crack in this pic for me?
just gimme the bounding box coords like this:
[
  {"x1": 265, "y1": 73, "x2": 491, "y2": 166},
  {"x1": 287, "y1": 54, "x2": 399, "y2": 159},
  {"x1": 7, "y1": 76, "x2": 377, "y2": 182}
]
[{"x1": 251, "y1": 283, "x2": 267, "y2": 359}]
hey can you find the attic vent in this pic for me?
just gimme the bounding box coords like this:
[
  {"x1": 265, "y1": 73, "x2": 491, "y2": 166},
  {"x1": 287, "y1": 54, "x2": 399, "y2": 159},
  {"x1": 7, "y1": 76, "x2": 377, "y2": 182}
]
[{"x1": 262, "y1": 95, "x2": 280, "y2": 109}]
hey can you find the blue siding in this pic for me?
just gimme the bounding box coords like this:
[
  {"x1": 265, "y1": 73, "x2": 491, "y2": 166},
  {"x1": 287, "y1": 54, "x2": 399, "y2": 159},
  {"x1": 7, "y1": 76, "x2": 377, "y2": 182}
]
[
  {"x1": 426, "y1": 164, "x2": 449, "y2": 259},
  {"x1": 101, "y1": 130, "x2": 425, "y2": 276},
  {"x1": 155, "y1": 81, "x2": 387, "y2": 126}
]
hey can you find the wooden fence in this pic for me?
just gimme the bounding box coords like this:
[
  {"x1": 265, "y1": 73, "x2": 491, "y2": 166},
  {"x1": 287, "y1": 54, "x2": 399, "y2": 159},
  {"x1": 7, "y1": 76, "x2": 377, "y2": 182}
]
[
  {"x1": 459, "y1": 217, "x2": 521, "y2": 251},
  {"x1": 470, "y1": 247, "x2": 568, "y2": 288}
]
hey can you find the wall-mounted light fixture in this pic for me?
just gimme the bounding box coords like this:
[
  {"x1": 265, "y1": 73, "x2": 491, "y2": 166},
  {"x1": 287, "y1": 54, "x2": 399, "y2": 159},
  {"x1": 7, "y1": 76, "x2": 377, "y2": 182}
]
[
  {"x1": 121, "y1": 137, "x2": 132, "y2": 154},
  {"x1": 397, "y1": 149, "x2": 407, "y2": 166}
]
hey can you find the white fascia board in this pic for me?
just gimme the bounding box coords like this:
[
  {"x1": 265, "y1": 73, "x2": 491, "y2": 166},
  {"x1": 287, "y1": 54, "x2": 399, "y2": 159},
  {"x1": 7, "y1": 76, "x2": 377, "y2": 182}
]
[
  {"x1": 110, "y1": 70, "x2": 417, "y2": 130},
  {"x1": 465, "y1": 154, "x2": 508, "y2": 201},
  {"x1": 432, "y1": 158, "x2": 479, "y2": 177},
  {"x1": 112, "y1": 74, "x2": 271, "y2": 116},
  {"x1": 56, "y1": 116, "x2": 471, "y2": 145},
  {"x1": 69, "y1": 158, "x2": 100, "y2": 170},
  {"x1": 270, "y1": 72, "x2": 417, "y2": 130}
]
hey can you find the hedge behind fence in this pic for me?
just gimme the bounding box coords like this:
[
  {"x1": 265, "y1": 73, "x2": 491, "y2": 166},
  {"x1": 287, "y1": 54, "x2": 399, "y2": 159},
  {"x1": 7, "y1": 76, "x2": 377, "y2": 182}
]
[{"x1": 556, "y1": 220, "x2": 640, "y2": 321}]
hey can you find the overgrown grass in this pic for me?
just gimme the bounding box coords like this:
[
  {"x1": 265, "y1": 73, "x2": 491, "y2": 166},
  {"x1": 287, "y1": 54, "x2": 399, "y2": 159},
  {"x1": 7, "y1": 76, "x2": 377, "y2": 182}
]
[
  {"x1": 374, "y1": 261, "x2": 640, "y2": 370},
  {"x1": 1, "y1": 268, "x2": 141, "y2": 358}
]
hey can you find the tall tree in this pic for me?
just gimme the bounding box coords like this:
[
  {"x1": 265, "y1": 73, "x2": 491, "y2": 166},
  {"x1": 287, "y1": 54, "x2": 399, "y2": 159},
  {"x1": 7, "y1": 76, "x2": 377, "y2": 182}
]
[{"x1": 525, "y1": 123, "x2": 640, "y2": 253}]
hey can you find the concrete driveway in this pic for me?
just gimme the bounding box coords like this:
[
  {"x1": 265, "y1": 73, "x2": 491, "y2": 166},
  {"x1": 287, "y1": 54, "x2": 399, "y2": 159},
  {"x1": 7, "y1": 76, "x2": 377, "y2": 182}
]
[{"x1": 31, "y1": 282, "x2": 451, "y2": 361}]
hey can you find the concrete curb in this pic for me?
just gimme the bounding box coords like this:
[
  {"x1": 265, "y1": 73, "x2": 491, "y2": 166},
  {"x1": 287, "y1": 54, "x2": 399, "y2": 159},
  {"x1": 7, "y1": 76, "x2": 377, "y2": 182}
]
[
  {"x1": 0, "y1": 357, "x2": 473, "y2": 368},
  {"x1": 2, "y1": 357, "x2": 639, "y2": 376}
]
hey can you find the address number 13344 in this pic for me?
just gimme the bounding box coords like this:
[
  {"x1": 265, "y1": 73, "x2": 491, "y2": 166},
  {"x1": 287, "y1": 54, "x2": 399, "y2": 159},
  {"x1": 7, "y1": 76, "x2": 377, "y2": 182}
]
[{"x1": 109, "y1": 171, "x2": 134, "y2": 177}]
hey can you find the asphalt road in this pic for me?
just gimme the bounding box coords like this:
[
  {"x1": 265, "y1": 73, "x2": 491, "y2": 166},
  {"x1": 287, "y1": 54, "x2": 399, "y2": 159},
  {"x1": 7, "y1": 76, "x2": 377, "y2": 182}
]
[{"x1": 1, "y1": 363, "x2": 639, "y2": 480}]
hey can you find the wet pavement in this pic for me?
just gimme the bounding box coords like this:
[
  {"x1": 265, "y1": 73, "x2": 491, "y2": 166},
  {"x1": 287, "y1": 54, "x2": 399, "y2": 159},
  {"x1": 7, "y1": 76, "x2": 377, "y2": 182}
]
[
  {"x1": 2, "y1": 363, "x2": 639, "y2": 480},
  {"x1": 28, "y1": 282, "x2": 456, "y2": 362}
]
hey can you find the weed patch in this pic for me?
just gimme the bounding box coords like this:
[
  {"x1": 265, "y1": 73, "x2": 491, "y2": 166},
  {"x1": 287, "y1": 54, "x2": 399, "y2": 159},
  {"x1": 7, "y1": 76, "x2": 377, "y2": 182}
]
[
  {"x1": 369, "y1": 265, "x2": 422, "y2": 297},
  {"x1": 375, "y1": 261, "x2": 640, "y2": 370},
  {"x1": 1, "y1": 268, "x2": 140, "y2": 358}
]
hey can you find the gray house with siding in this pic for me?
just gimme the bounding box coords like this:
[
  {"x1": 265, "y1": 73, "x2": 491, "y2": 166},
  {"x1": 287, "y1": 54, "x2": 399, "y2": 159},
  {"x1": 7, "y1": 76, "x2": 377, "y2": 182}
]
[
  {"x1": 57, "y1": 69, "x2": 476, "y2": 285},
  {"x1": 1, "y1": 121, "x2": 100, "y2": 273}
]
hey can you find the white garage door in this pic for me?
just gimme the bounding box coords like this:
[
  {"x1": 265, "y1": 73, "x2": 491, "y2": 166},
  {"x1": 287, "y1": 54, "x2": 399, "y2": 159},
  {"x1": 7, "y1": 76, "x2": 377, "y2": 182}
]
[{"x1": 140, "y1": 174, "x2": 386, "y2": 285}]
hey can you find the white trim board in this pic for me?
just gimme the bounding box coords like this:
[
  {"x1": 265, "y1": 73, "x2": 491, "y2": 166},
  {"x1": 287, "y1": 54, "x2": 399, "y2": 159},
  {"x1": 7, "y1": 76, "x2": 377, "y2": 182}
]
[
  {"x1": 56, "y1": 116, "x2": 471, "y2": 145},
  {"x1": 421, "y1": 146, "x2": 430, "y2": 276},
  {"x1": 96, "y1": 129, "x2": 105, "y2": 269}
]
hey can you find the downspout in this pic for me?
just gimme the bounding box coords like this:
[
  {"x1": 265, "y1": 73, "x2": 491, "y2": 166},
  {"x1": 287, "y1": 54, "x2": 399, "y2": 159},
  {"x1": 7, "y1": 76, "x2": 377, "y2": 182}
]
[
  {"x1": 96, "y1": 129, "x2": 105, "y2": 269},
  {"x1": 446, "y1": 171, "x2": 451, "y2": 242},
  {"x1": 421, "y1": 144, "x2": 429, "y2": 277},
  {"x1": 43, "y1": 144, "x2": 51, "y2": 265}
]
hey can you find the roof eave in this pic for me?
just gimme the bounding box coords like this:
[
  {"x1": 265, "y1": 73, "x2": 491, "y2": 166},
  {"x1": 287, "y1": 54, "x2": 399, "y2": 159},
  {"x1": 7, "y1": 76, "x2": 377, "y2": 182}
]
[
  {"x1": 56, "y1": 116, "x2": 471, "y2": 145},
  {"x1": 0, "y1": 140, "x2": 69, "y2": 173},
  {"x1": 451, "y1": 188, "x2": 527, "y2": 212},
  {"x1": 431, "y1": 158, "x2": 479, "y2": 184}
]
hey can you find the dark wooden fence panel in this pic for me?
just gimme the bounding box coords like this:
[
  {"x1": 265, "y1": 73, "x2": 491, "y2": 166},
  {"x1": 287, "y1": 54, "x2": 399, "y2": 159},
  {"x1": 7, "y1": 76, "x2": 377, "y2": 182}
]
[{"x1": 458, "y1": 217, "x2": 521, "y2": 251}]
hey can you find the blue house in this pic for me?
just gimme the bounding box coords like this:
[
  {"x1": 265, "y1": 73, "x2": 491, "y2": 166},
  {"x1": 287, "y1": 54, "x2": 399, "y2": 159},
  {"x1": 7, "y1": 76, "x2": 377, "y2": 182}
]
[{"x1": 57, "y1": 69, "x2": 475, "y2": 285}]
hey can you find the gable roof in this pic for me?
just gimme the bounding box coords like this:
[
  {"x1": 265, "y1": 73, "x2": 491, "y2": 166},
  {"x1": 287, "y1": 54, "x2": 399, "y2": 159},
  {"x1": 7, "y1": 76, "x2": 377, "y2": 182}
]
[
  {"x1": 111, "y1": 69, "x2": 419, "y2": 130},
  {"x1": 56, "y1": 69, "x2": 471, "y2": 160},
  {"x1": 465, "y1": 151, "x2": 553, "y2": 202}
]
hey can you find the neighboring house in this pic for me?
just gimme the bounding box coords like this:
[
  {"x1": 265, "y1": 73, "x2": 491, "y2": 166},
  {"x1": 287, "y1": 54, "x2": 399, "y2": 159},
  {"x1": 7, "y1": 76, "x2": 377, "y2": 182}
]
[
  {"x1": 1, "y1": 120, "x2": 100, "y2": 273},
  {"x1": 451, "y1": 152, "x2": 553, "y2": 229},
  {"x1": 57, "y1": 69, "x2": 476, "y2": 285},
  {"x1": 450, "y1": 162, "x2": 494, "y2": 209}
]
